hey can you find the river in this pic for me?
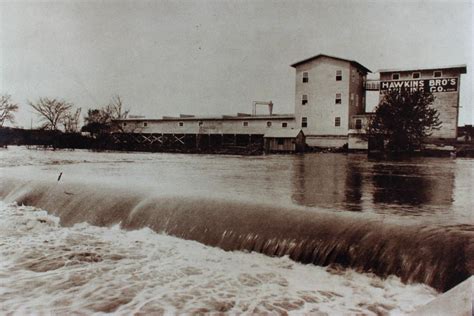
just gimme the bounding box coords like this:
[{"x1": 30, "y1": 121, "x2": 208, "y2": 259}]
[{"x1": 0, "y1": 146, "x2": 472, "y2": 314}]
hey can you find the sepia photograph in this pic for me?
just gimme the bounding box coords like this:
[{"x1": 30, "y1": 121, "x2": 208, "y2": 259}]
[{"x1": 0, "y1": 0, "x2": 472, "y2": 314}]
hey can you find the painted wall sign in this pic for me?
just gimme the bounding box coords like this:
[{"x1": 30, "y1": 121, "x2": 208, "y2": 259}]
[{"x1": 380, "y1": 78, "x2": 458, "y2": 93}]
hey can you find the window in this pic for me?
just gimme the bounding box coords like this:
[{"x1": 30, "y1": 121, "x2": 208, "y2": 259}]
[
  {"x1": 277, "y1": 138, "x2": 284, "y2": 145},
  {"x1": 243, "y1": 121, "x2": 248, "y2": 127},
  {"x1": 335, "y1": 93, "x2": 342, "y2": 104},
  {"x1": 302, "y1": 117, "x2": 308, "y2": 128},
  {"x1": 302, "y1": 72, "x2": 309, "y2": 83},
  {"x1": 282, "y1": 122, "x2": 287, "y2": 128},
  {"x1": 355, "y1": 119, "x2": 362, "y2": 129},
  {"x1": 434, "y1": 71, "x2": 442, "y2": 78},
  {"x1": 392, "y1": 73, "x2": 400, "y2": 80},
  {"x1": 412, "y1": 72, "x2": 421, "y2": 79},
  {"x1": 335, "y1": 117, "x2": 341, "y2": 127},
  {"x1": 143, "y1": 122, "x2": 147, "y2": 127},
  {"x1": 267, "y1": 121, "x2": 272, "y2": 127},
  {"x1": 198, "y1": 121, "x2": 203, "y2": 126},
  {"x1": 123, "y1": 122, "x2": 127, "y2": 127},
  {"x1": 302, "y1": 94, "x2": 308, "y2": 105},
  {"x1": 179, "y1": 122, "x2": 184, "y2": 127},
  {"x1": 336, "y1": 70, "x2": 342, "y2": 81}
]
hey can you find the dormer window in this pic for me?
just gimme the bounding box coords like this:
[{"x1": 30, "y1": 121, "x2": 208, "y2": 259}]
[
  {"x1": 302, "y1": 72, "x2": 309, "y2": 83},
  {"x1": 412, "y1": 72, "x2": 421, "y2": 79},
  {"x1": 336, "y1": 70, "x2": 342, "y2": 81},
  {"x1": 302, "y1": 94, "x2": 308, "y2": 105},
  {"x1": 392, "y1": 73, "x2": 400, "y2": 80},
  {"x1": 434, "y1": 71, "x2": 442, "y2": 78}
]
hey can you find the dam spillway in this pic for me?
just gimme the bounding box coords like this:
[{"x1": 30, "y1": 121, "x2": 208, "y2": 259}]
[
  {"x1": 1, "y1": 176, "x2": 472, "y2": 293},
  {"x1": 1, "y1": 147, "x2": 473, "y2": 314}
]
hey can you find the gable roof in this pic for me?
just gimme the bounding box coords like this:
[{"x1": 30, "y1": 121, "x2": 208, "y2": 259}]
[
  {"x1": 290, "y1": 54, "x2": 371, "y2": 73},
  {"x1": 264, "y1": 129, "x2": 304, "y2": 138}
]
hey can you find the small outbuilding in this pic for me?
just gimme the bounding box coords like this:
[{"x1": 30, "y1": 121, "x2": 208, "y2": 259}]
[{"x1": 264, "y1": 129, "x2": 305, "y2": 153}]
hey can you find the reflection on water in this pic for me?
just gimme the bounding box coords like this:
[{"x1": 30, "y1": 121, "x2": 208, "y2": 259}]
[
  {"x1": 291, "y1": 154, "x2": 467, "y2": 223},
  {"x1": 371, "y1": 163, "x2": 454, "y2": 207},
  {"x1": 344, "y1": 161, "x2": 363, "y2": 212},
  {"x1": 0, "y1": 147, "x2": 471, "y2": 225},
  {"x1": 292, "y1": 155, "x2": 351, "y2": 210}
]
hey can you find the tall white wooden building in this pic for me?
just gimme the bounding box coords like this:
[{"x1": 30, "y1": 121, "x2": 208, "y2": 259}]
[{"x1": 291, "y1": 54, "x2": 370, "y2": 148}]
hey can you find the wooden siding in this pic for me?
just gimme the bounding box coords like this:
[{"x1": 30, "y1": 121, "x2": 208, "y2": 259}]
[
  {"x1": 119, "y1": 116, "x2": 295, "y2": 135},
  {"x1": 264, "y1": 131, "x2": 305, "y2": 153}
]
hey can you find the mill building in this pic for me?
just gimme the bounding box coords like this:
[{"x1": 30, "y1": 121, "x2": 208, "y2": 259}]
[{"x1": 115, "y1": 54, "x2": 466, "y2": 152}]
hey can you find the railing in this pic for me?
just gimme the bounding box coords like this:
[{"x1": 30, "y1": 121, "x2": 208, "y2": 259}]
[{"x1": 364, "y1": 80, "x2": 380, "y2": 91}]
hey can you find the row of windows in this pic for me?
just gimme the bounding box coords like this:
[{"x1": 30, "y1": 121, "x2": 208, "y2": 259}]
[
  {"x1": 239, "y1": 121, "x2": 289, "y2": 128},
  {"x1": 301, "y1": 117, "x2": 342, "y2": 128},
  {"x1": 302, "y1": 70, "x2": 343, "y2": 83},
  {"x1": 301, "y1": 93, "x2": 349, "y2": 105},
  {"x1": 131, "y1": 118, "x2": 360, "y2": 129},
  {"x1": 303, "y1": 70, "x2": 445, "y2": 83},
  {"x1": 391, "y1": 71, "x2": 443, "y2": 80},
  {"x1": 134, "y1": 121, "x2": 290, "y2": 128}
]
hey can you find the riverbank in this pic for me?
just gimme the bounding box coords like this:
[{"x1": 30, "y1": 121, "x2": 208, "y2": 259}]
[{"x1": 2, "y1": 127, "x2": 474, "y2": 157}]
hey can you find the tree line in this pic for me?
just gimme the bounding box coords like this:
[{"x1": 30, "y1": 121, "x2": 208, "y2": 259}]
[
  {"x1": 1, "y1": 89, "x2": 443, "y2": 152},
  {"x1": 0, "y1": 94, "x2": 129, "y2": 135}
]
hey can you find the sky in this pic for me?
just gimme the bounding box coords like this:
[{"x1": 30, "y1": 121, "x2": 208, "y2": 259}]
[{"x1": 0, "y1": 0, "x2": 472, "y2": 128}]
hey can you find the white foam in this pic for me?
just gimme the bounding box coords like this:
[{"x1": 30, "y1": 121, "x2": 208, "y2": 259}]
[{"x1": 0, "y1": 202, "x2": 438, "y2": 315}]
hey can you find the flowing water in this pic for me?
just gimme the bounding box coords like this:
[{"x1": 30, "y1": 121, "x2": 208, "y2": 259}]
[{"x1": 0, "y1": 146, "x2": 472, "y2": 315}]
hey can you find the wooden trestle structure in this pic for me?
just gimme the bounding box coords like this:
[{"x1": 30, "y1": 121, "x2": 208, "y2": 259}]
[{"x1": 109, "y1": 133, "x2": 265, "y2": 152}]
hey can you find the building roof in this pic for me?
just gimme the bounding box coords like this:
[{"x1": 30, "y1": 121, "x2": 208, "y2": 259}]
[
  {"x1": 378, "y1": 64, "x2": 467, "y2": 74},
  {"x1": 290, "y1": 54, "x2": 371, "y2": 73},
  {"x1": 264, "y1": 129, "x2": 303, "y2": 138},
  {"x1": 114, "y1": 114, "x2": 295, "y2": 122}
]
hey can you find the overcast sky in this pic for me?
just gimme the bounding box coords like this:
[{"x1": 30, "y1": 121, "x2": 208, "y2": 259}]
[{"x1": 1, "y1": 0, "x2": 472, "y2": 128}]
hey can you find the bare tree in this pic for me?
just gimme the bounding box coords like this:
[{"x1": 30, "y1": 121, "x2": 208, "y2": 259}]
[
  {"x1": 0, "y1": 94, "x2": 19, "y2": 127},
  {"x1": 82, "y1": 95, "x2": 131, "y2": 134},
  {"x1": 63, "y1": 108, "x2": 82, "y2": 133},
  {"x1": 28, "y1": 97, "x2": 73, "y2": 130},
  {"x1": 106, "y1": 95, "x2": 129, "y2": 120}
]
